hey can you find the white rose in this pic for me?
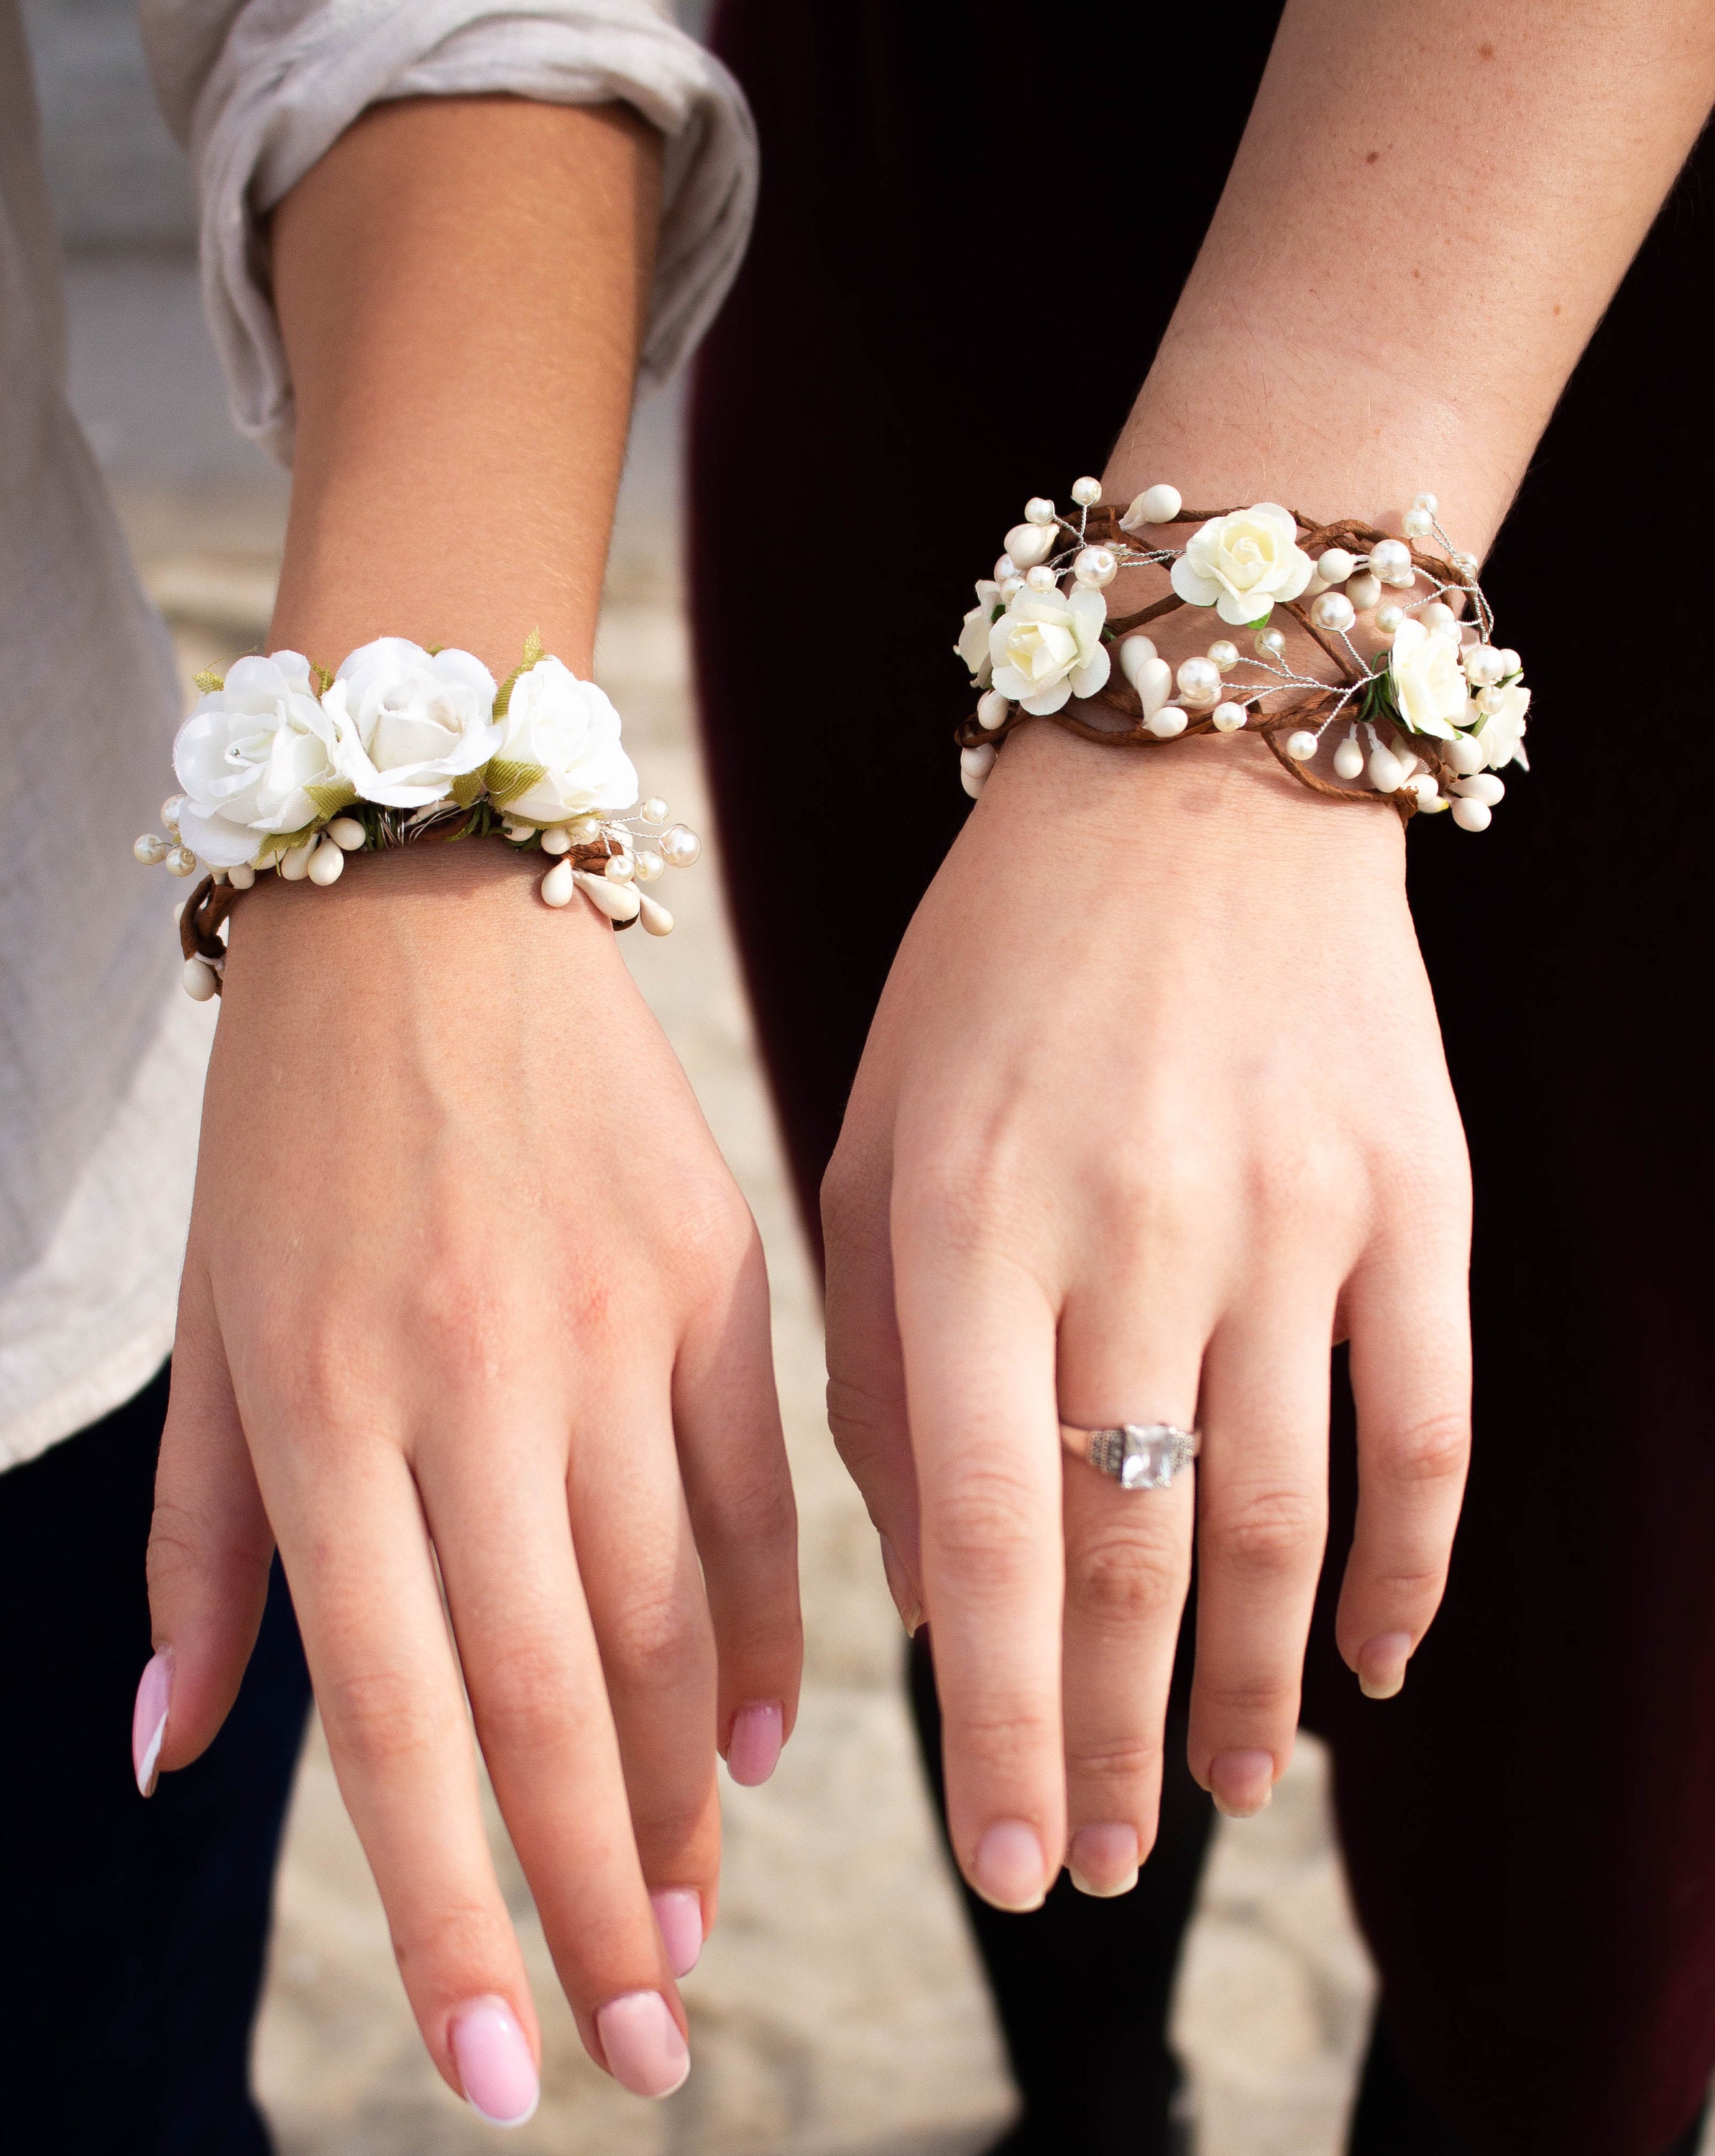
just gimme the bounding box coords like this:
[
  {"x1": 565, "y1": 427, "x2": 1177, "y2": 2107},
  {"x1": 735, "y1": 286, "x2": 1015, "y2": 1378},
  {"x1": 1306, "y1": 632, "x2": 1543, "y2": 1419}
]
[
  {"x1": 956, "y1": 579, "x2": 1003, "y2": 686},
  {"x1": 1169, "y1": 502, "x2": 1314, "y2": 625},
  {"x1": 988, "y1": 583, "x2": 1111, "y2": 715},
  {"x1": 1476, "y1": 678, "x2": 1530, "y2": 770},
  {"x1": 487, "y1": 657, "x2": 638, "y2": 822},
  {"x1": 323, "y1": 637, "x2": 499, "y2": 808},
  {"x1": 1387, "y1": 617, "x2": 1469, "y2": 740},
  {"x1": 172, "y1": 650, "x2": 351, "y2": 868}
]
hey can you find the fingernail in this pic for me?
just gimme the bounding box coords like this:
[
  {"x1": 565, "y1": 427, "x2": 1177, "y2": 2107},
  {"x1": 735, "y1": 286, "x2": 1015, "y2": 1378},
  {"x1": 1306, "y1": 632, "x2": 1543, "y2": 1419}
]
[
  {"x1": 725, "y1": 1701, "x2": 783, "y2": 1787},
  {"x1": 878, "y1": 1535, "x2": 921, "y2": 1637},
  {"x1": 1358, "y1": 1630, "x2": 1413, "y2": 1700},
  {"x1": 1210, "y1": 1749, "x2": 1275, "y2": 1818},
  {"x1": 970, "y1": 1820, "x2": 1047, "y2": 1912},
  {"x1": 132, "y1": 1646, "x2": 173, "y2": 1797},
  {"x1": 651, "y1": 1889, "x2": 703, "y2": 1979},
  {"x1": 597, "y1": 1990, "x2": 690, "y2": 2099},
  {"x1": 1067, "y1": 1823, "x2": 1140, "y2": 1898},
  {"x1": 451, "y1": 1996, "x2": 540, "y2": 2127}
]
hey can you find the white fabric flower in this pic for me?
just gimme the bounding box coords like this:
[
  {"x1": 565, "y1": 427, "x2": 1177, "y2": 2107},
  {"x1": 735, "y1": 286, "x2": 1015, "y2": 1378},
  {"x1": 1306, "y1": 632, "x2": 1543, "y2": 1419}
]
[
  {"x1": 173, "y1": 650, "x2": 350, "y2": 868},
  {"x1": 487, "y1": 657, "x2": 638, "y2": 822},
  {"x1": 988, "y1": 584, "x2": 1111, "y2": 715},
  {"x1": 956, "y1": 579, "x2": 1003, "y2": 686},
  {"x1": 323, "y1": 637, "x2": 499, "y2": 808},
  {"x1": 1476, "y1": 678, "x2": 1530, "y2": 770},
  {"x1": 1388, "y1": 617, "x2": 1469, "y2": 740},
  {"x1": 1169, "y1": 502, "x2": 1314, "y2": 626}
]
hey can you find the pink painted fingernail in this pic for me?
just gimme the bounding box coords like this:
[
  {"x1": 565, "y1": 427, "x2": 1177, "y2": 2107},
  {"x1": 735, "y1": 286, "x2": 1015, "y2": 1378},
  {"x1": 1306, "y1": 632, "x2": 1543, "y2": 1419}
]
[
  {"x1": 451, "y1": 1996, "x2": 539, "y2": 2127},
  {"x1": 1358, "y1": 1631, "x2": 1413, "y2": 1700},
  {"x1": 132, "y1": 1646, "x2": 173, "y2": 1797},
  {"x1": 725, "y1": 1701, "x2": 783, "y2": 1786},
  {"x1": 878, "y1": 1536, "x2": 922, "y2": 1637},
  {"x1": 651, "y1": 1889, "x2": 703, "y2": 1978},
  {"x1": 597, "y1": 1990, "x2": 690, "y2": 2099},
  {"x1": 1209, "y1": 1749, "x2": 1275, "y2": 1818},
  {"x1": 970, "y1": 1820, "x2": 1047, "y2": 1912},
  {"x1": 1067, "y1": 1823, "x2": 1141, "y2": 1898}
]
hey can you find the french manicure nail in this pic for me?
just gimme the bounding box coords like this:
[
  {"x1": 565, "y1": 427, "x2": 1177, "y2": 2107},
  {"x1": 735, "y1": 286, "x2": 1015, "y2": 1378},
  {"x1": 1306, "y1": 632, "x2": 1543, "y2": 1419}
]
[
  {"x1": 1067, "y1": 1823, "x2": 1141, "y2": 1899},
  {"x1": 597, "y1": 1991, "x2": 690, "y2": 2099},
  {"x1": 651, "y1": 1889, "x2": 703, "y2": 1978},
  {"x1": 1358, "y1": 1631, "x2": 1413, "y2": 1700},
  {"x1": 970, "y1": 1820, "x2": 1047, "y2": 1912},
  {"x1": 451, "y1": 1996, "x2": 540, "y2": 2127},
  {"x1": 132, "y1": 1646, "x2": 173, "y2": 1797},
  {"x1": 1209, "y1": 1749, "x2": 1275, "y2": 1818},
  {"x1": 725, "y1": 1701, "x2": 783, "y2": 1787},
  {"x1": 878, "y1": 1536, "x2": 922, "y2": 1637}
]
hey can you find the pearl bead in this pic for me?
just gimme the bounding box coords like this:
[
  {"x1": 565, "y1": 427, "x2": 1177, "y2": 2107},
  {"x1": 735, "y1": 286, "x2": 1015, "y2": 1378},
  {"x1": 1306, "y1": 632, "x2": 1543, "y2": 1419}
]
[
  {"x1": 1420, "y1": 793, "x2": 1452, "y2": 813},
  {"x1": 1316, "y1": 547, "x2": 1356, "y2": 584},
  {"x1": 977, "y1": 688, "x2": 1009, "y2": 730},
  {"x1": 1476, "y1": 684, "x2": 1507, "y2": 716},
  {"x1": 1368, "y1": 746, "x2": 1404, "y2": 793},
  {"x1": 1024, "y1": 497, "x2": 1057, "y2": 525},
  {"x1": 540, "y1": 824, "x2": 573, "y2": 855},
  {"x1": 277, "y1": 843, "x2": 311, "y2": 881},
  {"x1": 1369, "y1": 539, "x2": 1414, "y2": 586},
  {"x1": 1421, "y1": 602, "x2": 1457, "y2": 632},
  {"x1": 993, "y1": 555, "x2": 1018, "y2": 584},
  {"x1": 574, "y1": 868, "x2": 642, "y2": 921},
  {"x1": 1497, "y1": 649, "x2": 1521, "y2": 677},
  {"x1": 307, "y1": 838, "x2": 344, "y2": 885},
  {"x1": 1119, "y1": 482, "x2": 1182, "y2": 529},
  {"x1": 1026, "y1": 564, "x2": 1057, "y2": 591},
  {"x1": 634, "y1": 849, "x2": 664, "y2": 880},
  {"x1": 503, "y1": 821, "x2": 533, "y2": 842},
  {"x1": 1122, "y1": 644, "x2": 1172, "y2": 717},
  {"x1": 1254, "y1": 627, "x2": 1287, "y2": 659},
  {"x1": 540, "y1": 858, "x2": 575, "y2": 907},
  {"x1": 134, "y1": 834, "x2": 167, "y2": 865},
  {"x1": 1402, "y1": 507, "x2": 1434, "y2": 538},
  {"x1": 1176, "y1": 655, "x2": 1221, "y2": 698},
  {"x1": 1071, "y1": 476, "x2": 1103, "y2": 507},
  {"x1": 1211, "y1": 701, "x2": 1248, "y2": 732},
  {"x1": 1006, "y1": 521, "x2": 1058, "y2": 568},
  {"x1": 1453, "y1": 773, "x2": 1505, "y2": 806},
  {"x1": 1463, "y1": 643, "x2": 1506, "y2": 687},
  {"x1": 567, "y1": 814, "x2": 602, "y2": 843},
  {"x1": 1074, "y1": 546, "x2": 1117, "y2": 588},
  {"x1": 640, "y1": 796, "x2": 668, "y2": 824},
  {"x1": 1447, "y1": 732, "x2": 1486, "y2": 775},
  {"x1": 960, "y1": 744, "x2": 997, "y2": 786},
  {"x1": 1451, "y1": 796, "x2": 1492, "y2": 832},
  {"x1": 1311, "y1": 591, "x2": 1356, "y2": 632},
  {"x1": 638, "y1": 893, "x2": 673, "y2": 936},
  {"x1": 228, "y1": 862, "x2": 255, "y2": 890},
  {"x1": 1333, "y1": 736, "x2": 1365, "y2": 780},
  {"x1": 183, "y1": 957, "x2": 218, "y2": 1002},
  {"x1": 1374, "y1": 603, "x2": 1404, "y2": 635},
  {"x1": 1450, "y1": 550, "x2": 1479, "y2": 579},
  {"x1": 165, "y1": 845, "x2": 198, "y2": 877},
  {"x1": 660, "y1": 824, "x2": 702, "y2": 867},
  {"x1": 1408, "y1": 773, "x2": 1440, "y2": 806},
  {"x1": 605, "y1": 852, "x2": 635, "y2": 881},
  {"x1": 326, "y1": 815, "x2": 366, "y2": 850},
  {"x1": 160, "y1": 794, "x2": 185, "y2": 831},
  {"x1": 1411, "y1": 492, "x2": 1439, "y2": 515},
  {"x1": 1208, "y1": 640, "x2": 1239, "y2": 671},
  {"x1": 1000, "y1": 576, "x2": 1026, "y2": 600},
  {"x1": 1286, "y1": 729, "x2": 1318, "y2": 762},
  {"x1": 1148, "y1": 706, "x2": 1189, "y2": 738},
  {"x1": 960, "y1": 766, "x2": 987, "y2": 801},
  {"x1": 1346, "y1": 573, "x2": 1382, "y2": 611}
]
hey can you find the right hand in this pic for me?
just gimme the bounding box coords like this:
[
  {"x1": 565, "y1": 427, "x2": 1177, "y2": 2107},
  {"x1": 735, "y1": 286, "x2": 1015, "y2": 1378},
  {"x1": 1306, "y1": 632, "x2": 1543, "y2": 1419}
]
[
  {"x1": 823, "y1": 719, "x2": 1470, "y2": 1908},
  {"x1": 140, "y1": 844, "x2": 801, "y2": 2109}
]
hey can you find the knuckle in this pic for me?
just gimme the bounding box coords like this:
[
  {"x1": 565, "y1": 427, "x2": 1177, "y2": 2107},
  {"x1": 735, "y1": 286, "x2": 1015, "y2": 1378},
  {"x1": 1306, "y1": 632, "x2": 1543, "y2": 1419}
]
[
  {"x1": 666, "y1": 1182, "x2": 758, "y2": 1286},
  {"x1": 1198, "y1": 1671, "x2": 1298, "y2": 1725},
  {"x1": 322, "y1": 1661, "x2": 446, "y2": 1777},
  {"x1": 925, "y1": 1462, "x2": 1044, "y2": 1580},
  {"x1": 1071, "y1": 1528, "x2": 1187, "y2": 1631},
  {"x1": 1067, "y1": 1735, "x2": 1163, "y2": 1790},
  {"x1": 597, "y1": 1580, "x2": 708, "y2": 1696},
  {"x1": 1205, "y1": 1484, "x2": 1325, "y2": 1577},
  {"x1": 1088, "y1": 1145, "x2": 1208, "y2": 1259},
  {"x1": 947, "y1": 1697, "x2": 1060, "y2": 1776},
  {"x1": 390, "y1": 1897, "x2": 505, "y2": 1984},
  {"x1": 1372, "y1": 1410, "x2": 1470, "y2": 1488},
  {"x1": 893, "y1": 1134, "x2": 1029, "y2": 1260}
]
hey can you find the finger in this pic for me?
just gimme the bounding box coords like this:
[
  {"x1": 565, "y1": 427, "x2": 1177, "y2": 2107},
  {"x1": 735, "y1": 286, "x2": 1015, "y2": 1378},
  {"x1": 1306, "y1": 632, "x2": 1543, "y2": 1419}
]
[
  {"x1": 893, "y1": 1223, "x2": 1065, "y2": 1913},
  {"x1": 1335, "y1": 1213, "x2": 1471, "y2": 1699},
  {"x1": 823, "y1": 1131, "x2": 924, "y2": 1633},
  {"x1": 422, "y1": 1410, "x2": 692, "y2": 2096},
  {"x1": 1188, "y1": 1286, "x2": 1334, "y2": 1817},
  {"x1": 256, "y1": 1428, "x2": 546, "y2": 2116},
  {"x1": 568, "y1": 1372, "x2": 722, "y2": 1975},
  {"x1": 141, "y1": 1253, "x2": 275, "y2": 1790},
  {"x1": 671, "y1": 1225, "x2": 803, "y2": 1784},
  {"x1": 1055, "y1": 1275, "x2": 1204, "y2": 1895}
]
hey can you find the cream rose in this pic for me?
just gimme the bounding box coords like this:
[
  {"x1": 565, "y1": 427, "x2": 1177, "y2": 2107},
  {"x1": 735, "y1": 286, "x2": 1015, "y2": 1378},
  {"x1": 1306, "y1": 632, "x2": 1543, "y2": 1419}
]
[
  {"x1": 1169, "y1": 502, "x2": 1314, "y2": 625},
  {"x1": 988, "y1": 583, "x2": 1111, "y2": 715},
  {"x1": 956, "y1": 578, "x2": 1004, "y2": 686},
  {"x1": 486, "y1": 657, "x2": 638, "y2": 822},
  {"x1": 1475, "y1": 678, "x2": 1530, "y2": 770},
  {"x1": 323, "y1": 637, "x2": 499, "y2": 809},
  {"x1": 172, "y1": 651, "x2": 351, "y2": 868},
  {"x1": 1387, "y1": 617, "x2": 1469, "y2": 740}
]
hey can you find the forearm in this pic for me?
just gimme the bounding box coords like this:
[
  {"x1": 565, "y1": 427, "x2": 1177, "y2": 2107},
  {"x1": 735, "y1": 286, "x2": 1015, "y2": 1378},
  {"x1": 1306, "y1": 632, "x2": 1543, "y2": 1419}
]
[
  {"x1": 268, "y1": 94, "x2": 663, "y2": 678},
  {"x1": 1108, "y1": 0, "x2": 1715, "y2": 543}
]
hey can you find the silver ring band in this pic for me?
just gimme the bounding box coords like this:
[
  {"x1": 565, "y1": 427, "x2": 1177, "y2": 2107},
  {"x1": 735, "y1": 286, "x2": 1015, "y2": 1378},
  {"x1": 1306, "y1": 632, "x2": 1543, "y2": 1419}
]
[{"x1": 1059, "y1": 1421, "x2": 1201, "y2": 1491}]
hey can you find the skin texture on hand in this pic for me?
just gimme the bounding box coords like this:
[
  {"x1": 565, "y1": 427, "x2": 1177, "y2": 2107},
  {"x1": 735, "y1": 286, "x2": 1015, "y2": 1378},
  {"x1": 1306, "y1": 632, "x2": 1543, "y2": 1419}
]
[
  {"x1": 140, "y1": 96, "x2": 803, "y2": 2106},
  {"x1": 824, "y1": 0, "x2": 1715, "y2": 1909}
]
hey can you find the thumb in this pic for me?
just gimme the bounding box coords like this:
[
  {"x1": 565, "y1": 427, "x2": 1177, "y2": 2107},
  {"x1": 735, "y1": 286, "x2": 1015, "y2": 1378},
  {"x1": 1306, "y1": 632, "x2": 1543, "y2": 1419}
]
[{"x1": 137, "y1": 1253, "x2": 275, "y2": 1794}]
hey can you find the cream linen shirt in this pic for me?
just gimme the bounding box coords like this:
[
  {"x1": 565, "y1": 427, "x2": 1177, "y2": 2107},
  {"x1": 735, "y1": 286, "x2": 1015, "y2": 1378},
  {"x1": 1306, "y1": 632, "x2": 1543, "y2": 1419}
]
[{"x1": 0, "y1": 0, "x2": 754, "y2": 1473}]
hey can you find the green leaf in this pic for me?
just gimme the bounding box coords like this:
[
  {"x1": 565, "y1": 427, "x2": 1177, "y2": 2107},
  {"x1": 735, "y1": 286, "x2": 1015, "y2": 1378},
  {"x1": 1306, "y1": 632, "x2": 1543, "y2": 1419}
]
[
  {"x1": 191, "y1": 667, "x2": 225, "y2": 696},
  {"x1": 482, "y1": 757, "x2": 548, "y2": 809},
  {"x1": 426, "y1": 643, "x2": 445, "y2": 657},
  {"x1": 304, "y1": 780, "x2": 357, "y2": 821},
  {"x1": 1248, "y1": 608, "x2": 1273, "y2": 627},
  {"x1": 311, "y1": 661, "x2": 335, "y2": 696},
  {"x1": 255, "y1": 821, "x2": 318, "y2": 863},
  {"x1": 450, "y1": 770, "x2": 487, "y2": 809},
  {"x1": 492, "y1": 627, "x2": 548, "y2": 719}
]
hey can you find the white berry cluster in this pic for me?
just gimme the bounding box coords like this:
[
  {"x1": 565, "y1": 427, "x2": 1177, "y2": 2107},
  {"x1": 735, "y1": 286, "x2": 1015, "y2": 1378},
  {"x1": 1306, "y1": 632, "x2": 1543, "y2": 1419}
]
[
  {"x1": 954, "y1": 480, "x2": 1527, "y2": 830},
  {"x1": 134, "y1": 635, "x2": 701, "y2": 998}
]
